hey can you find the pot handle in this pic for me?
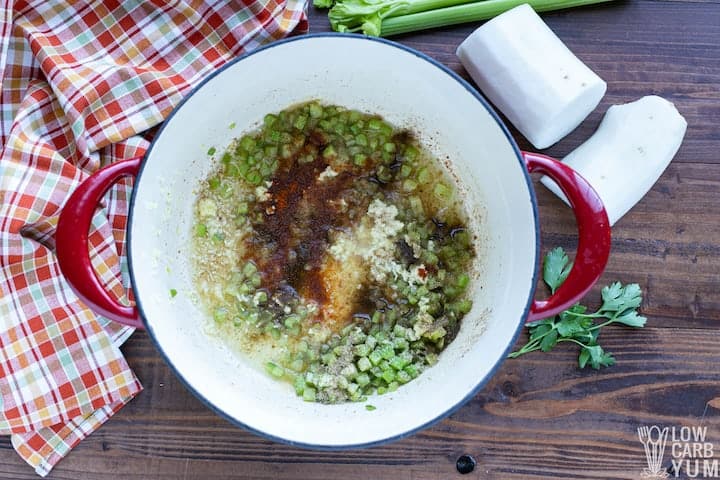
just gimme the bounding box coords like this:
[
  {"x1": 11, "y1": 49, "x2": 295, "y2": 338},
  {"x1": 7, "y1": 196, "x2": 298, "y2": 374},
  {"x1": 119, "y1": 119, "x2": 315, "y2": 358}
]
[
  {"x1": 56, "y1": 157, "x2": 144, "y2": 329},
  {"x1": 522, "y1": 151, "x2": 611, "y2": 322}
]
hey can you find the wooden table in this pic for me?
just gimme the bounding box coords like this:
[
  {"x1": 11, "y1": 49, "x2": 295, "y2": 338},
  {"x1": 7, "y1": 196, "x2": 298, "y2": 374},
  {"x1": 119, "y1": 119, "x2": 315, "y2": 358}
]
[{"x1": 2, "y1": 2, "x2": 719, "y2": 478}]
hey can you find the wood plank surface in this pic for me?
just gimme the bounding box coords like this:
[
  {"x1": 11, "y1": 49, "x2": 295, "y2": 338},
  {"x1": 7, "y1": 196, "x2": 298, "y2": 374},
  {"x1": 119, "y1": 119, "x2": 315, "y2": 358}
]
[{"x1": 2, "y1": 0, "x2": 719, "y2": 478}]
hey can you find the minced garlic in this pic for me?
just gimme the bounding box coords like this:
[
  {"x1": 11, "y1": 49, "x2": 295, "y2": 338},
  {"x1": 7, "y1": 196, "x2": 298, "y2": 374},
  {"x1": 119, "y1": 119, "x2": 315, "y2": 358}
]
[
  {"x1": 328, "y1": 199, "x2": 426, "y2": 287},
  {"x1": 317, "y1": 165, "x2": 339, "y2": 181}
]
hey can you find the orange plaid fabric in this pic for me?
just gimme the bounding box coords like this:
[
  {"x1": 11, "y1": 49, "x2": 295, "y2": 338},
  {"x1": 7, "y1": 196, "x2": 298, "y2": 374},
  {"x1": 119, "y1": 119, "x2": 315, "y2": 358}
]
[{"x1": 0, "y1": 1, "x2": 308, "y2": 476}]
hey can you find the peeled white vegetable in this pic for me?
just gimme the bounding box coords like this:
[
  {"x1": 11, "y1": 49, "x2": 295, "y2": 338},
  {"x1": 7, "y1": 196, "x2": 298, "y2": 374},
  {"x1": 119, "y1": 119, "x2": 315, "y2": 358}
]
[
  {"x1": 541, "y1": 95, "x2": 688, "y2": 226},
  {"x1": 456, "y1": 4, "x2": 607, "y2": 149}
]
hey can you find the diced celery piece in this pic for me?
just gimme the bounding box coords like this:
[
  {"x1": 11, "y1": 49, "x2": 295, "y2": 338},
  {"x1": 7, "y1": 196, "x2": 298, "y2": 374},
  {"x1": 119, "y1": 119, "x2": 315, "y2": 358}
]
[
  {"x1": 457, "y1": 299, "x2": 473, "y2": 314},
  {"x1": 392, "y1": 337, "x2": 409, "y2": 352},
  {"x1": 424, "y1": 326, "x2": 447, "y2": 342},
  {"x1": 269, "y1": 326, "x2": 281, "y2": 340},
  {"x1": 302, "y1": 387, "x2": 317, "y2": 402},
  {"x1": 434, "y1": 182, "x2": 450, "y2": 199},
  {"x1": 341, "y1": 363, "x2": 358, "y2": 378},
  {"x1": 284, "y1": 314, "x2": 301, "y2": 328},
  {"x1": 354, "y1": 343, "x2": 371, "y2": 357},
  {"x1": 322, "y1": 144, "x2": 336, "y2": 158},
  {"x1": 309, "y1": 103, "x2": 323, "y2": 118},
  {"x1": 294, "y1": 115, "x2": 308, "y2": 130},
  {"x1": 254, "y1": 291, "x2": 268, "y2": 304},
  {"x1": 397, "y1": 370, "x2": 411, "y2": 384},
  {"x1": 381, "y1": 369, "x2": 395, "y2": 383},
  {"x1": 265, "y1": 361, "x2": 284, "y2": 378},
  {"x1": 321, "y1": 352, "x2": 337, "y2": 366},
  {"x1": 356, "y1": 372, "x2": 370, "y2": 386},
  {"x1": 368, "y1": 118, "x2": 383, "y2": 130},
  {"x1": 346, "y1": 382, "x2": 360, "y2": 395},
  {"x1": 211, "y1": 307, "x2": 229, "y2": 325},
  {"x1": 243, "y1": 262, "x2": 257, "y2": 277},
  {"x1": 287, "y1": 356, "x2": 302, "y2": 370},
  {"x1": 264, "y1": 114, "x2": 278, "y2": 127},
  {"x1": 409, "y1": 196, "x2": 424, "y2": 215},
  {"x1": 417, "y1": 167, "x2": 430, "y2": 183},
  {"x1": 357, "y1": 356, "x2": 372, "y2": 372},
  {"x1": 378, "y1": 344, "x2": 394, "y2": 360},
  {"x1": 268, "y1": 130, "x2": 281, "y2": 143},
  {"x1": 404, "y1": 364, "x2": 419, "y2": 379},
  {"x1": 293, "y1": 375, "x2": 306, "y2": 395},
  {"x1": 403, "y1": 180, "x2": 417, "y2": 192},
  {"x1": 404, "y1": 145, "x2": 419, "y2": 161},
  {"x1": 368, "y1": 349, "x2": 383, "y2": 366},
  {"x1": 240, "y1": 136, "x2": 256, "y2": 151}
]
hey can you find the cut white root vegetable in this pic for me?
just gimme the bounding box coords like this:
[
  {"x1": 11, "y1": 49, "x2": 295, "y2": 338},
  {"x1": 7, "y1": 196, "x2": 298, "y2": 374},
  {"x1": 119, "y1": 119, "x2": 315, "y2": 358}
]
[
  {"x1": 541, "y1": 95, "x2": 688, "y2": 226},
  {"x1": 456, "y1": 3, "x2": 606, "y2": 149}
]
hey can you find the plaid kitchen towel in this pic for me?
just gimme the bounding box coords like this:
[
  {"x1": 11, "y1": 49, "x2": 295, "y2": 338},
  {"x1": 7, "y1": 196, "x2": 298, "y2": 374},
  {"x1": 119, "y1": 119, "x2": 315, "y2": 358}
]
[{"x1": 0, "y1": 0, "x2": 308, "y2": 476}]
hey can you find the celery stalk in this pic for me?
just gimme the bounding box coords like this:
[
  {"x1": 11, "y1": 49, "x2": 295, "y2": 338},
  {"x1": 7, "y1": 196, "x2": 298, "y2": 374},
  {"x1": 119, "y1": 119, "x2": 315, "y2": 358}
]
[
  {"x1": 328, "y1": 0, "x2": 478, "y2": 35},
  {"x1": 325, "y1": 0, "x2": 616, "y2": 37}
]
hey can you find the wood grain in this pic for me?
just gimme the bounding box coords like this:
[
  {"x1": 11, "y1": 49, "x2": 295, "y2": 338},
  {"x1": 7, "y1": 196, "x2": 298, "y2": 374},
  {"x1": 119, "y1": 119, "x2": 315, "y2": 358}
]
[{"x1": 2, "y1": 1, "x2": 718, "y2": 478}]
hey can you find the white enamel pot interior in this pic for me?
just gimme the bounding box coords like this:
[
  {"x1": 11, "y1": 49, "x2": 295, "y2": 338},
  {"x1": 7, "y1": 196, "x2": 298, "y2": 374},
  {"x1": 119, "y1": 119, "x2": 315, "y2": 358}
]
[{"x1": 128, "y1": 34, "x2": 538, "y2": 448}]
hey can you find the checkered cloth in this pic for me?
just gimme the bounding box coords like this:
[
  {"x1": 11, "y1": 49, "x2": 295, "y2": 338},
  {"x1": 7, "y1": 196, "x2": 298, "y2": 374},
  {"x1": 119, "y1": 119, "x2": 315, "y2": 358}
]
[{"x1": 0, "y1": 1, "x2": 308, "y2": 476}]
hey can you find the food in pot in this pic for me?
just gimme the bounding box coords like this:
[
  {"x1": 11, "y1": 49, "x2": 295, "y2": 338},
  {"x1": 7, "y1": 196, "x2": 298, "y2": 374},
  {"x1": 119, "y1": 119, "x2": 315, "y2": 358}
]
[{"x1": 192, "y1": 101, "x2": 475, "y2": 403}]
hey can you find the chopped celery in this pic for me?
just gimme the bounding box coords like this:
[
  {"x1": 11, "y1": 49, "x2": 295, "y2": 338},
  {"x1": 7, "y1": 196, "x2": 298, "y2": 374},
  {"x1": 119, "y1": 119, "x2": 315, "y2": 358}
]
[
  {"x1": 434, "y1": 182, "x2": 451, "y2": 199},
  {"x1": 302, "y1": 387, "x2": 317, "y2": 402},
  {"x1": 264, "y1": 114, "x2": 278, "y2": 127},
  {"x1": 265, "y1": 361, "x2": 285, "y2": 378}
]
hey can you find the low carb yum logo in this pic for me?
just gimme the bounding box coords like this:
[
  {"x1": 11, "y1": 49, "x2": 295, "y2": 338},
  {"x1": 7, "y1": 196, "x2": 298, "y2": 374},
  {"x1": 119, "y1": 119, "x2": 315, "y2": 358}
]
[{"x1": 638, "y1": 425, "x2": 718, "y2": 478}]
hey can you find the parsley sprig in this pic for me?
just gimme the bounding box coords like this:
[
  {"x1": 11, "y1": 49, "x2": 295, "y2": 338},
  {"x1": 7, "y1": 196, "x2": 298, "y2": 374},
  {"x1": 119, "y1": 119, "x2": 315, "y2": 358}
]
[{"x1": 508, "y1": 247, "x2": 647, "y2": 369}]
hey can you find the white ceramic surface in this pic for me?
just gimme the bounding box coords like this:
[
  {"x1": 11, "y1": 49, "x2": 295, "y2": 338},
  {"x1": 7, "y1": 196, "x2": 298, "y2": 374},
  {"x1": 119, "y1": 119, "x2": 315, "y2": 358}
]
[{"x1": 128, "y1": 34, "x2": 538, "y2": 447}]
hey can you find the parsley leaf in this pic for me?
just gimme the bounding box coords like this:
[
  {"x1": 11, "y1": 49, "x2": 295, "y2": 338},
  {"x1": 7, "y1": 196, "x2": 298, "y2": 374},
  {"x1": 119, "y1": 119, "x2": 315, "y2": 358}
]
[
  {"x1": 583, "y1": 345, "x2": 616, "y2": 369},
  {"x1": 556, "y1": 315, "x2": 587, "y2": 337},
  {"x1": 600, "y1": 282, "x2": 643, "y2": 313},
  {"x1": 578, "y1": 345, "x2": 615, "y2": 369},
  {"x1": 530, "y1": 322, "x2": 553, "y2": 341},
  {"x1": 543, "y1": 247, "x2": 573, "y2": 294},
  {"x1": 614, "y1": 309, "x2": 647, "y2": 328},
  {"x1": 509, "y1": 247, "x2": 646, "y2": 369},
  {"x1": 540, "y1": 329, "x2": 558, "y2": 352}
]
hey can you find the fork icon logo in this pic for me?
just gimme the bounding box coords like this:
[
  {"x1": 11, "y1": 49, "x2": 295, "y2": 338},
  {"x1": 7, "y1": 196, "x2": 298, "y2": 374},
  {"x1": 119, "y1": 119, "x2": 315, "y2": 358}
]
[{"x1": 638, "y1": 426, "x2": 670, "y2": 478}]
